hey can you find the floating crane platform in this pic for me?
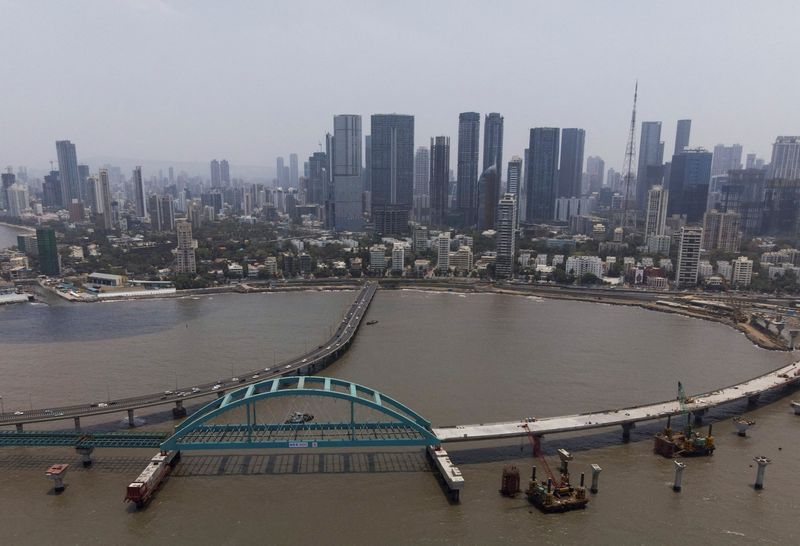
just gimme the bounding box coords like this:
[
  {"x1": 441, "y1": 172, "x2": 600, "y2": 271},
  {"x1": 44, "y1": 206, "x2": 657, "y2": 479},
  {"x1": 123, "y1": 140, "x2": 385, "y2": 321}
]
[{"x1": 524, "y1": 449, "x2": 588, "y2": 513}]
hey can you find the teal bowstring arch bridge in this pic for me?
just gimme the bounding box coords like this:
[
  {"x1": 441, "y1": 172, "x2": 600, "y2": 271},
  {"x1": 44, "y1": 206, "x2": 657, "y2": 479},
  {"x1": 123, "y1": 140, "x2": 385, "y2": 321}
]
[{"x1": 160, "y1": 376, "x2": 440, "y2": 451}]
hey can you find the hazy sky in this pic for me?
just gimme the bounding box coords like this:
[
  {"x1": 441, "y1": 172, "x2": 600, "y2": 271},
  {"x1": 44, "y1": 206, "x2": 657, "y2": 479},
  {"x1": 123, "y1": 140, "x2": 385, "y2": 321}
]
[{"x1": 3, "y1": 0, "x2": 799, "y2": 177}]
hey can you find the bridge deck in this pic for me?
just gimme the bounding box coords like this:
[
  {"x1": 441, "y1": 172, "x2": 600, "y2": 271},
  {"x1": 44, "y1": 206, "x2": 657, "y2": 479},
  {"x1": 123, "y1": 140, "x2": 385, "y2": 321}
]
[
  {"x1": 432, "y1": 362, "x2": 800, "y2": 442},
  {"x1": 2, "y1": 361, "x2": 799, "y2": 449},
  {"x1": 0, "y1": 283, "x2": 377, "y2": 427},
  {"x1": 0, "y1": 430, "x2": 168, "y2": 448}
]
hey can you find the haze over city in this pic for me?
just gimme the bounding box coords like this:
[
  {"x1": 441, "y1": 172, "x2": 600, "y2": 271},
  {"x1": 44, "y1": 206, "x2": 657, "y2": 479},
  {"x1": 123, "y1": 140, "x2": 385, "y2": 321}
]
[
  {"x1": 3, "y1": 0, "x2": 798, "y2": 174},
  {"x1": 3, "y1": 1, "x2": 800, "y2": 543}
]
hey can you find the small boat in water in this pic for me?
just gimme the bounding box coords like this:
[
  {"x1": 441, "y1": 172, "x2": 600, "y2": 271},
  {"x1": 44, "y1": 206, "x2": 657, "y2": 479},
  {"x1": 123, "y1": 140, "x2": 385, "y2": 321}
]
[
  {"x1": 285, "y1": 412, "x2": 314, "y2": 424},
  {"x1": 791, "y1": 401, "x2": 800, "y2": 415},
  {"x1": 366, "y1": 320, "x2": 378, "y2": 325}
]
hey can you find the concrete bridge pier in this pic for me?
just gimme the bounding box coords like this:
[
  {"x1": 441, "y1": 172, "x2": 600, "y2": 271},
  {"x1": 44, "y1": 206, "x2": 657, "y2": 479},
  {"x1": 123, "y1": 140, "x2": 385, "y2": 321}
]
[
  {"x1": 15, "y1": 423, "x2": 23, "y2": 432},
  {"x1": 621, "y1": 422, "x2": 635, "y2": 442},
  {"x1": 692, "y1": 409, "x2": 707, "y2": 424},
  {"x1": 172, "y1": 400, "x2": 187, "y2": 418},
  {"x1": 76, "y1": 446, "x2": 94, "y2": 467},
  {"x1": 73, "y1": 417, "x2": 81, "y2": 431},
  {"x1": 127, "y1": 409, "x2": 136, "y2": 428},
  {"x1": 754, "y1": 456, "x2": 771, "y2": 490},
  {"x1": 590, "y1": 464, "x2": 602, "y2": 494},
  {"x1": 531, "y1": 434, "x2": 542, "y2": 456},
  {"x1": 217, "y1": 391, "x2": 225, "y2": 399},
  {"x1": 673, "y1": 461, "x2": 686, "y2": 492}
]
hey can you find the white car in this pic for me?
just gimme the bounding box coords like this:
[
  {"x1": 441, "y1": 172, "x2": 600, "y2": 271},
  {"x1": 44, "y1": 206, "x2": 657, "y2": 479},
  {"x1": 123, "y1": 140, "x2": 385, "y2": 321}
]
[
  {"x1": 212, "y1": 384, "x2": 222, "y2": 390},
  {"x1": 252, "y1": 374, "x2": 260, "y2": 379},
  {"x1": 284, "y1": 364, "x2": 292, "y2": 369},
  {"x1": 13, "y1": 411, "x2": 24, "y2": 416},
  {"x1": 191, "y1": 387, "x2": 201, "y2": 393},
  {"x1": 232, "y1": 377, "x2": 240, "y2": 382},
  {"x1": 97, "y1": 403, "x2": 108, "y2": 408},
  {"x1": 326, "y1": 346, "x2": 332, "y2": 350},
  {"x1": 264, "y1": 367, "x2": 271, "y2": 372},
  {"x1": 301, "y1": 358, "x2": 307, "y2": 363}
]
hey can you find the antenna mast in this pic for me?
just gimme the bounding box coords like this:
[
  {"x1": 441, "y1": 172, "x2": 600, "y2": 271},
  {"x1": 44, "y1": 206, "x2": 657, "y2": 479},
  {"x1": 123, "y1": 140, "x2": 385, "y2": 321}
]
[{"x1": 622, "y1": 81, "x2": 638, "y2": 229}]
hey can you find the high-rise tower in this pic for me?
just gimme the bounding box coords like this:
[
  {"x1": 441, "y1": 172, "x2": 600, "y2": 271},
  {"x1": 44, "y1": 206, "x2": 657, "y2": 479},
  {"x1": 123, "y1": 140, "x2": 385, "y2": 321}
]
[
  {"x1": 210, "y1": 160, "x2": 221, "y2": 187},
  {"x1": 220, "y1": 159, "x2": 230, "y2": 186},
  {"x1": 674, "y1": 119, "x2": 691, "y2": 156},
  {"x1": 482, "y1": 113, "x2": 504, "y2": 181},
  {"x1": 636, "y1": 121, "x2": 663, "y2": 208},
  {"x1": 370, "y1": 114, "x2": 414, "y2": 234},
  {"x1": 456, "y1": 112, "x2": 480, "y2": 225},
  {"x1": 133, "y1": 166, "x2": 147, "y2": 218},
  {"x1": 525, "y1": 127, "x2": 560, "y2": 222},
  {"x1": 711, "y1": 144, "x2": 743, "y2": 176},
  {"x1": 332, "y1": 114, "x2": 363, "y2": 231},
  {"x1": 414, "y1": 146, "x2": 430, "y2": 196},
  {"x1": 56, "y1": 140, "x2": 81, "y2": 205},
  {"x1": 175, "y1": 220, "x2": 197, "y2": 274},
  {"x1": 429, "y1": 136, "x2": 450, "y2": 226},
  {"x1": 495, "y1": 193, "x2": 517, "y2": 279},
  {"x1": 558, "y1": 128, "x2": 586, "y2": 198},
  {"x1": 768, "y1": 136, "x2": 800, "y2": 180}
]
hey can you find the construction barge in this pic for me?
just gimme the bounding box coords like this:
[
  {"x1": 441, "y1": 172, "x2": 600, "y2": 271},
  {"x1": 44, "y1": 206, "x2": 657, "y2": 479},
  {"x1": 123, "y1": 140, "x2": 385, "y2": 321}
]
[
  {"x1": 654, "y1": 382, "x2": 716, "y2": 458},
  {"x1": 125, "y1": 450, "x2": 181, "y2": 508},
  {"x1": 654, "y1": 418, "x2": 715, "y2": 458},
  {"x1": 524, "y1": 449, "x2": 588, "y2": 513}
]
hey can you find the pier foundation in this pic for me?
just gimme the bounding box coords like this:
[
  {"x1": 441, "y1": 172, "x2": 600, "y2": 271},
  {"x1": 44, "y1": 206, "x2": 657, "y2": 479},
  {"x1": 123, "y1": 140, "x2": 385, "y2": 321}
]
[
  {"x1": 75, "y1": 446, "x2": 94, "y2": 467},
  {"x1": 15, "y1": 423, "x2": 23, "y2": 432},
  {"x1": 621, "y1": 422, "x2": 635, "y2": 442},
  {"x1": 127, "y1": 409, "x2": 136, "y2": 428},
  {"x1": 73, "y1": 417, "x2": 81, "y2": 431},
  {"x1": 172, "y1": 400, "x2": 187, "y2": 418},
  {"x1": 754, "y1": 456, "x2": 770, "y2": 490},
  {"x1": 45, "y1": 464, "x2": 69, "y2": 493},
  {"x1": 590, "y1": 464, "x2": 602, "y2": 494},
  {"x1": 692, "y1": 409, "x2": 707, "y2": 424},
  {"x1": 531, "y1": 434, "x2": 542, "y2": 456},
  {"x1": 673, "y1": 461, "x2": 686, "y2": 492}
]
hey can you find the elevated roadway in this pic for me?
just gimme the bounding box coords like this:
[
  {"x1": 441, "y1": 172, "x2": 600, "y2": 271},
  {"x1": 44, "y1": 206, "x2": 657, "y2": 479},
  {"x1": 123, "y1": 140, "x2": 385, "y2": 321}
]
[
  {"x1": 0, "y1": 283, "x2": 377, "y2": 429},
  {"x1": 2, "y1": 361, "x2": 799, "y2": 451},
  {"x1": 432, "y1": 361, "x2": 800, "y2": 443}
]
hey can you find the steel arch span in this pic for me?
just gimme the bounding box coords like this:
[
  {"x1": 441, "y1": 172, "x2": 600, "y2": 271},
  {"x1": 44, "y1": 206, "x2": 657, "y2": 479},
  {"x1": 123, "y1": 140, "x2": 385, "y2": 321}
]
[{"x1": 160, "y1": 376, "x2": 439, "y2": 451}]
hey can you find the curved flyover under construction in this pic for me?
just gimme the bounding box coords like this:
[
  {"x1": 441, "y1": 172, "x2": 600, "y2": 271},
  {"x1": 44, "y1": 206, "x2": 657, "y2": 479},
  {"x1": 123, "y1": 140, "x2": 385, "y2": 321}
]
[{"x1": 432, "y1": 361, "x2": 800, "y2": 443}]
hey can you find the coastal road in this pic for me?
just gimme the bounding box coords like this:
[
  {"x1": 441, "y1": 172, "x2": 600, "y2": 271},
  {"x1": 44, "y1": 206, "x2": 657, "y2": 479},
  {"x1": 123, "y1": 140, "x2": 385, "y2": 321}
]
[
  {"x1": 433, "y1": 361, "x2": 800, "y2": 442},
  {"x1": 0, "y1": 283, "x2": 377, "y2": 428}
]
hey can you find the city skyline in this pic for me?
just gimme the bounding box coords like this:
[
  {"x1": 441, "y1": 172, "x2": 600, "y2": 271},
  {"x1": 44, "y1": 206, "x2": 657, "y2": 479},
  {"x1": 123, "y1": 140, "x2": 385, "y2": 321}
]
[{"x1": 2, "y1": 1, "x2": 797, "y2": 172}]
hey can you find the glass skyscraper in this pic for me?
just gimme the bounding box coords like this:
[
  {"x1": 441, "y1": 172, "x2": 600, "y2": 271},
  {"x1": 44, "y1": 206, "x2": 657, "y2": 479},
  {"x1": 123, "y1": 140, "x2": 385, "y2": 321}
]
[
  {"x1": 525, "y1": 127, "x2": 560, "y2": 222},
  {"x1": 370, "y1": 114, "x2": 414, "y2": 234}
]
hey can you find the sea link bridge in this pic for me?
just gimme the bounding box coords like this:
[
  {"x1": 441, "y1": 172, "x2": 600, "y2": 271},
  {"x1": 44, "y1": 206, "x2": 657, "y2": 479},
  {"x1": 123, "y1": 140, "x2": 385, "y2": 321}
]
[
  {"x1": 1, "y1": 283, "x2": 800, "y2": 453},
  {"x1": 1, "y1": 365, "x2": 800, "y2": 454}
]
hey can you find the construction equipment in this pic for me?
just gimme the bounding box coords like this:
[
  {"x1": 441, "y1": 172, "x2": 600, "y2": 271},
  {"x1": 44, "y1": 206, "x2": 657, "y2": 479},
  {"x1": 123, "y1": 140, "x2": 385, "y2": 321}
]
[
  {"x1": 653, "y1": 382, "x2": 715, "y2": 458},
  {"x1": 521, "y1": 425, "x2": 588, "y2": 513}
]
